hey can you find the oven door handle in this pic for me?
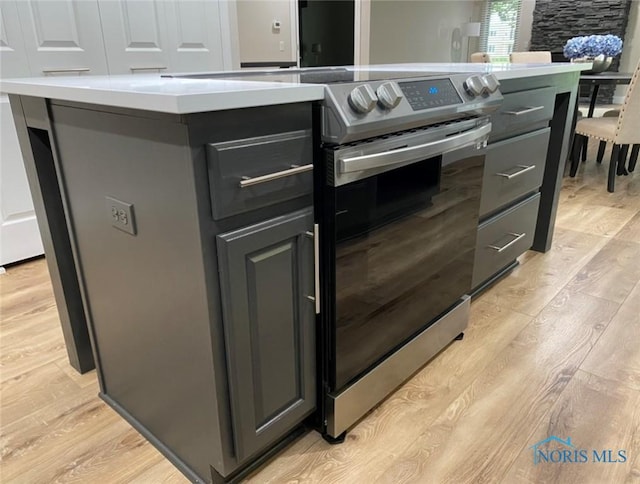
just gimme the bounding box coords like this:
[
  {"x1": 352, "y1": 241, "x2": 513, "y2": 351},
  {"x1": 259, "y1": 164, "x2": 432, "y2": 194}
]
[{"x1": 339, "y1": 123, "x2": 491, "y2": 174}]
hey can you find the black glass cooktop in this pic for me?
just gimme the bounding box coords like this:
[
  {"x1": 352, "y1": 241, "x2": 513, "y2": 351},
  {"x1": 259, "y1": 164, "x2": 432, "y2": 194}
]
[{"x1": 165, "y1": 67, "x2": 448, "y2": 84}]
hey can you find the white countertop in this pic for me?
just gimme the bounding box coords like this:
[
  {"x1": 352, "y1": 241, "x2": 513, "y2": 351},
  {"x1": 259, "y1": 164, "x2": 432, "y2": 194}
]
[
  {"x1": 0, "y1": 63, "x2": 588, "y2": 114},
  {"x1": 367, "y1": 62, "x2": 590, "y2": 80}
]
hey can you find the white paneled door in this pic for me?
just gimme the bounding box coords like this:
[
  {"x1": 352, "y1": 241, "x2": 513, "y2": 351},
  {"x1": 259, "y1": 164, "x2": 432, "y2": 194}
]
[
  {"x1": 99, "y1": 0, "x2": 227, "y2": 74},
  {"x1": 0, "y1": 0, "x2": 31, "y2": 78},
  {"x1": 16, "y1": 0, "x2": 108, "y2": 76},
  {"x1": 98, "y1": 0, "x2": 171, "y2": 74},
  {"x1": 164, "y1": 0, "x2": 225, "y2": 72},
  {"x1": 1, "y1": 1, "x2": 43, "y2": 265},
  {"x1": 0, "y1": 96, "x2": 44, "y2": 265}
]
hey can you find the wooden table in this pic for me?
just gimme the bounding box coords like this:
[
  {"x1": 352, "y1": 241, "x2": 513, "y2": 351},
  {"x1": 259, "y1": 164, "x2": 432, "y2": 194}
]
[{"x1": 580, "y1": 72, "x2": 633, "y2": 117}]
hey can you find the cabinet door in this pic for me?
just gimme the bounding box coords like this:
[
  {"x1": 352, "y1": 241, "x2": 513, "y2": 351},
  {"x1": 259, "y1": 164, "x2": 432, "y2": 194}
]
[
  {"x1": 0, "y1": 0, "x2": 31, "y2": 78},
  {"x1": 16, "y1": 0, "x2": 108, "y2": 76},
  {"x1": 163, "y1": 0, "x2": 224, "y2": 72},
  {"x1": 217, "y1": 208, "x2": 316, "y2": 461},
  {"x1": 97, "y1": 0, "x2": 170, "y2": 74}
]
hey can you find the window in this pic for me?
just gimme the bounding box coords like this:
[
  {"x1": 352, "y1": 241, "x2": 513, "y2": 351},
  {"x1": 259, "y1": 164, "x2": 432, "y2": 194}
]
[{"x1": 479, "y1": 0, "x2": 522, "y2": 59}]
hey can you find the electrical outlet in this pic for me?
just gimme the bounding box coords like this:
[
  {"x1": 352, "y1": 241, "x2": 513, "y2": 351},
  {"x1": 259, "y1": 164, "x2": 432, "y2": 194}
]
[{"x1": 106, "y1": 196, "x2": 136, "y2": 235}]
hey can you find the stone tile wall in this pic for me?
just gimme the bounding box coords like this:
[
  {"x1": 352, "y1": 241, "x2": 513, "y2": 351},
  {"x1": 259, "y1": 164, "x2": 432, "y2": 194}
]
[{"x1": 530, "y1": 0, "x2": 632, "y2": 103}]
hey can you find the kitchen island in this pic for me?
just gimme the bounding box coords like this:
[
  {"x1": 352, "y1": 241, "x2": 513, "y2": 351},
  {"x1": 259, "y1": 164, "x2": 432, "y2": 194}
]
[{"x1": 1, "y1": 62, "x2": 587, "y2": 483}]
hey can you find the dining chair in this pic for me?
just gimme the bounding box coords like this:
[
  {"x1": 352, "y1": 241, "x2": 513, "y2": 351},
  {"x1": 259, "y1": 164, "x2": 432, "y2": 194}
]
[
  {"x1": 509, "y1": 51, "x2": 552, "y2": 63},
  {"x1": 569, "y1": 58, "x2": 640, "y2": 192},
  {"x1": 592, "y1": 110, "x2": 639, "y2": 170},
  {"x1": 471, "y1": 52, "x2": 491, "y2": 63}
]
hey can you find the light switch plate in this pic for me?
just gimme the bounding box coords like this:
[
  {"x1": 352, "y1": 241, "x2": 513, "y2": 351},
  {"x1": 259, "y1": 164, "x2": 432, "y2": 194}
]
[{"x1": 106, "y1": 196, "x2": 136, "y2": 235}]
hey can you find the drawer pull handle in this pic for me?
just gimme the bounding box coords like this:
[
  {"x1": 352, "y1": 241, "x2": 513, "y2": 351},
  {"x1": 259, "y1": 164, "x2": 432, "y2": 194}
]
[
  {"x1": 303, "y1": 224, "x2": 320, "y2": 314},
  {"x1": 503, "y1": 106, "x2": 545, "y2": 116},
  {"x1": 496, "y1": 164, "x2": 536, "y2": 179},
  {"x1": 42, "y1": 67, "x2": 90, "y2": 74},
  {"x1": 239, "y1": 164, "x2": 313, "y2": 188},
  {"x1": 130, "y1": 66, "x2": 168, "y2": 71},
  {"x1": 488, "y1": 232, "x2": 526, "y2": 253}
]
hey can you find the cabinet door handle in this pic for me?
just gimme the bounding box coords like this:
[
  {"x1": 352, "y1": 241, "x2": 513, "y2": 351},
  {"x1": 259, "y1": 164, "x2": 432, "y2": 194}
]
[
  {"x1": 503, "y1": 106, "x2": 544, "y2": 116},
  {"x1": 239, "y1": 164, "x2": 313, "y2": 188},
  {"x1": 42, "y1": 67, "x2": 90, "y2": 74},
  {"x1": 496, "y1": 164, "x2": 536, "y2": 179},
  {"x1": 488, "y1": 232, "x2": 526, "y2": 253},
  {"x1": 130, "y1": 66, "x2": 168, "y2": 71},
  {"x1": 304, "y1": 224, "x2": 320, "y2": 314}
]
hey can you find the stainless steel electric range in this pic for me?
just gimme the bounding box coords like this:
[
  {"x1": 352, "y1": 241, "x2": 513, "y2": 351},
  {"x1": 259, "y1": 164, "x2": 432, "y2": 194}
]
[
  {"x1": 168, "y1": 66, "x2": 503, "y2": 442},
  {"x1": 304, "y1": 68, "x2": 503, "y2": 441}
]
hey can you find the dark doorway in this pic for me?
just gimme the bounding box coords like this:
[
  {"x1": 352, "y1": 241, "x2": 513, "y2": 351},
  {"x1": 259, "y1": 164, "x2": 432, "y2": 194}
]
[{"x1": 298, "y1": 1, "x2": 355, "y2": 67}]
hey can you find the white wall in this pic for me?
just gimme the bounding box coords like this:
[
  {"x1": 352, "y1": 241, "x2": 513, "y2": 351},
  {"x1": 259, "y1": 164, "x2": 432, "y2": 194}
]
[
  {"x1": 236, "y1": 0, "x2": 297, "y2": 65},
  {"x1": 368, "y1": 0, "x2": 481, "y2": 64},
  {"x1": 615, "y1": 0, "x2": 640, "y2": 102}
]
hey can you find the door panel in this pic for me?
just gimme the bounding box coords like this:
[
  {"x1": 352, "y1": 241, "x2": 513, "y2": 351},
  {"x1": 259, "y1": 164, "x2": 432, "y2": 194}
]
[
  {"x1": 164, "y1": 0, "x2": 224, "y2": 72},
  {"x1": 0, "y1": 96, "x2": 43, "y2": 265},
  {"x1": 98, "y1": 0, "x2": 169, "y2": 74},
  {"x1": 217, "y1": 209, "x2": 315, "y2": 461},
  {"x1": 16, "y1": 0, "x2": 108, "y2": 75},
  {"x1": 0, "y1": 1, "x2": 31, "y2": 78}
]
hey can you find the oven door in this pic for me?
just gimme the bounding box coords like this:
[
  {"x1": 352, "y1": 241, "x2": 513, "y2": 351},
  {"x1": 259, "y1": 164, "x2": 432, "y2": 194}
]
[{"x1": 321, "y1": 121, "x2": 488, "y2": 393}]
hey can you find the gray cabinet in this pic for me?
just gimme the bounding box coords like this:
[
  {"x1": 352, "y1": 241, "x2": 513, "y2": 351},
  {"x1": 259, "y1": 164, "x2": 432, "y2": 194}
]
[
  {"x1": 480, "y1": 128, "x2": 550, "y2": 217},
  {"x1": 473, "y1": 82, "x2": 557, "y2": 291},
  {"x1": 217, "y1": 208, "x2": 316, "y2": 461},
  {"x1": 473, "y1": 193, "x2": 541, "y2": 288}
]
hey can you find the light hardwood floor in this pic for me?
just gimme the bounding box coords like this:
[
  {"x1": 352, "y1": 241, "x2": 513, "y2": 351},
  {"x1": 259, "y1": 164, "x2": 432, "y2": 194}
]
[{"x1": 1, "y1": 148, "x2": 639, "y2": 483}]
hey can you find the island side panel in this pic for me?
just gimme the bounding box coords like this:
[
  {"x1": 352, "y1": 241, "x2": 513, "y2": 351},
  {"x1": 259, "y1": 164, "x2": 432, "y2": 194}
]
[
  {"x1": 8, "y1": 95, "x2": 95, "y2": 373},
  {"x1": 48, "y1": 103, "x2": 229, "y2": 480}
]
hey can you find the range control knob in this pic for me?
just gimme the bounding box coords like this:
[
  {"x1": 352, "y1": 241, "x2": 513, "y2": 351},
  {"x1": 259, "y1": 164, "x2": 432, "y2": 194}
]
[
  {"x1": 463, "y1": 75, "x2": 485, "y2": 97},
  {"x1": 348, "y1": 84, "x2": 377, "y2": 114},
  {"x1": 376, "y1": 81, "x2": 403, "y2": 109},
  {"x1": 481, "y1": 74, "x2": 500, "y2": 93}
]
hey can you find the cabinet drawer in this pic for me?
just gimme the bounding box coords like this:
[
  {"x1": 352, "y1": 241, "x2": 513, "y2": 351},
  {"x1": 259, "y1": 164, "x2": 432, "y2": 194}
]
[
  {"x1": 472, "y1": 193, "x2": 540, "y2": 288},
  {"x1": 206, "y1": 130, "x2": 312, "y2": 219},
  {"x1": 480, "y1": 128, "x2": 550, "y2": 217},
  {"x1": 490, "y1": 86, "x2": 555, "y2": 139}
]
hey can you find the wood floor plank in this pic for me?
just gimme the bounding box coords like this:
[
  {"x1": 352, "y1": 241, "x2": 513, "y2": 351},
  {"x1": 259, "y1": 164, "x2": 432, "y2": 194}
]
[
  {"x1": 246, "y1": 302, "x2": 534, "y2": 483},
  {"x1": 53, "y1": 357, "x2": 99, "y2": 389},
  {"x1": 502, "y1": 370, "x2": 640, "y2": 484},
  {"x1": 580, "y1": 281, "x2": 640, "y2": 391},
  {"x1": 0, "y1": 361, "x2": 83, "y2": 426},
  {"x1": 477, "y1": 227, "x2": 608, "y2": 316},
  {"x1": 560, "y1": 144, "x2": 640, "y2": 211},
  {"x1": 128, "y1": 456, "x2": 189, "y2": 483},
  {"x1": 616, "y1": 212, "x2": 640, "y2": 244},
  {"x1": 370, "y1": 290, "x2": 619, "y2": 484},
  {"x1": 565, "y1": 239, "x2": 640, "y2": 304},
  {"x1": 0, "y1": 325, "x2": 67, "y2": 383},
  {"x1": 554, "y1": 203, "x2": 637, "y2": 238}
]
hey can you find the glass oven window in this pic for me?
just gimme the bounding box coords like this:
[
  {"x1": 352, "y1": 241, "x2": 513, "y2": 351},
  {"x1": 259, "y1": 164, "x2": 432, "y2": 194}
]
[{"x1": 332, "y1": 153, "x2": 483, "y2": 389}]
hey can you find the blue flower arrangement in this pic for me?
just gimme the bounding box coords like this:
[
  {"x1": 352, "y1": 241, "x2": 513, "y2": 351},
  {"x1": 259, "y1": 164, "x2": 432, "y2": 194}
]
[{"x1": 563, "y1": 35, "x2": 623, "y2": 59}]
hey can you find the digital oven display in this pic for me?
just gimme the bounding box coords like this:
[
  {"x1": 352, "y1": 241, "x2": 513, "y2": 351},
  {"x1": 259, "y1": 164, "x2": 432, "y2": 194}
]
[{"x1": 399, "y1": 79, "x2": 462, "y2": 111}]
